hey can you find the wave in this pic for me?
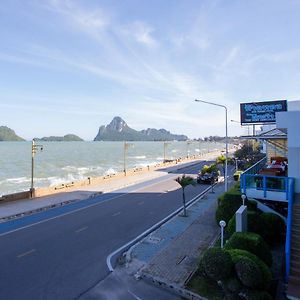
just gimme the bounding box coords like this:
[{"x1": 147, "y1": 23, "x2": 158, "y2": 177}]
[
  {"x1": 6, "y1": 177, "x2": 30, "y2": 184},
  {"x1": 130, "y1": 155, "x2": 146, "y2": 159},
  {"x1": 104, "y1": 168, "x2": 117, "y2": 175}
]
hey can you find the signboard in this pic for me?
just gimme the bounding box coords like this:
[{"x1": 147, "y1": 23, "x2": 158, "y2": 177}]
[{"x1": 240, "y1": 100, "x2": 287, "y2": 125}]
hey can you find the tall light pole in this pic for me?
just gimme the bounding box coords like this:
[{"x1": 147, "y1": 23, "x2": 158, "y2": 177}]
[
  {"x1": 31, "y1": 139, "x2": 43, "y2": 197},
  {"x1": 186, "y1": 141, "x2": 192, "y2": 158},
  {"x1": 163, "y1": 141, "x2": 170, "y2": 163},
  {"x1": 195, "y1": 99, "x2": 228, "y2": 191},
  {"x1": 123, "y1": 141, "x2": 134, "y2": 176}
]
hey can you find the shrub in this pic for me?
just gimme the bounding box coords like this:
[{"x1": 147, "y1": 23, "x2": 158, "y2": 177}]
[
  {"x1": 200, "y1": 247, "x2": 233, "y2": 281},
  {"x1": 234, "y1": 256, "x2": 262, "y2": 288},
  {"x1": 240, "y1": 289, "x2": 273, "y2": 300},
  {"x1": 246, "y1": 200, "x2": 258, "y2": 211},
  {"x1": 224, "y1": 294, "x2": 242, "y2": 300},
  {"x1": 216, "y1": 192, "x2": 243, "y2": 223},
  {"x1": 225, "y1": 232, "x2": 272, "y2": 267},
  {"x1": 223, "y1": 276, "x2": 243, "y2": 293},
  {"x1": 226, "y1": 211, "x2": 264, "y2": 238},
  {"x1": 260, "y1": 213, "x2": 286, "y2": 246},
  {"x1": 227, "y1": 249, "x2": 271, "y2": 289}
]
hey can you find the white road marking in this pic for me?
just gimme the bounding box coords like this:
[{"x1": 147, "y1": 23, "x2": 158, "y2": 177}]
[
  {"x1": 112, "y1": 212, "x2": 121, "y2": 217},
  {"x1": 75, "y1": 226, "x2": 88, "y2": 233},
  {"x1": 137, "y1": 201, "x2": 144, "y2": 205},
  {"x1": 17, "y1": 249, "x2": 36, "y2": 258}
]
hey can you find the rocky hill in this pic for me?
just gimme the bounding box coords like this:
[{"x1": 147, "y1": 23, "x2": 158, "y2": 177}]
[
  {"x1": 0, "y1": 126, "x2": 25, "y2": 141},
  {"x1": 94, "y1": 117, "x2": 188, "y2": 141},
  {"x1": 35, "y1": 134, "x2": 84, "y2": 142}
]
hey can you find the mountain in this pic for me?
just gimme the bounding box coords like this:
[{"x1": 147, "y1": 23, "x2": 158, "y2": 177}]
[
  {"x1": 0, "y1": 126, "x2": 25, "y2": 141},
  {"x1": 94, "y1": 117, "x2": 188, "y2": 141},
  {"x1": 35, "y1": 134, "x2": 84, "y2": 142}
]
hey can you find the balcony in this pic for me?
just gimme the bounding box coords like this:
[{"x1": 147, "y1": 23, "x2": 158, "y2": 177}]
[{"x1": 241, "y1": 156, "x2": 293, "y2": 203}]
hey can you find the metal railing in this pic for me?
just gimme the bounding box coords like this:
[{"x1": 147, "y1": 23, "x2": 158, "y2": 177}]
[
  {"x1": 242, "y1": 156, "x2": 267, "y2": 176},
  {"x1": 240, "y1": 156, "x2": 295, "y2": 281},
  {"x1": 285, "y1": 177, "x2": 295, "y2": 281}
]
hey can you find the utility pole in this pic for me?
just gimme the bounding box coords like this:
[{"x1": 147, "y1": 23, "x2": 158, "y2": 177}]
[{"x1": 30, "y1": 139, "x2": 43, "y2": 197}]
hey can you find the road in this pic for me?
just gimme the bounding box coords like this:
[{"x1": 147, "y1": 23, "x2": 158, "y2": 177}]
[{"x1": 0, "y1": 160, "x2": 225, "y2": 299}]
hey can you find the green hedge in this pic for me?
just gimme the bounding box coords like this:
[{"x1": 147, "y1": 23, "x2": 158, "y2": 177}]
[
  {"x1": 260, "y1": 213, "x2": 286, "y2": 246},
  {"x1": 227, "y1": 249, "x2": 271, "y2": 290},
  {"x1": 200, "y1": 247, "x2": 233, "y2": 281},
  {"x1": 242, "y1": 289, "x2": 273, "y2": 300},
  {"x1": 226, "y1": 211, "x2": 263, "y2": 238},
  {"x1": 225, "y1": 232, "x2": 272, "y2": 267},
  {"x1": 234, "y1": 256, "x2": 262, "y2": 288}
]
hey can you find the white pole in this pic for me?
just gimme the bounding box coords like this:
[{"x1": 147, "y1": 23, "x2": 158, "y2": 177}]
[
  {"x1": 225, "y1": 107, "x2": 228, "y2": 192},
  {"x1": 195, "y1": 99, "x2": 228, "y2": 192}
]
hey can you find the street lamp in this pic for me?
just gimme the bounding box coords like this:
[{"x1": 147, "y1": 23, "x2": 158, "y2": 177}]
[
  {"x1": 123, "y1": 141, "x2": 134, "y2": 176},
  {"x1": 163, "y1": 141, "x2": 170, "y2": 163},
  {"x1": 186, "y1": 141, "x2": 192, "y2": 158},
  {"x1": 219, "y1": 220, "x2": 226, "y2": 248},
  {"x1": 195, "y1": 99, "x2": 228, "y2": 191},
  {"x1": 30, "y1": 139, "x2": 43, "y2": 197}
]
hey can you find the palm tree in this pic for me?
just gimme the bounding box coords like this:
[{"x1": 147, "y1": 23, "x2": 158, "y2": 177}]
[
  {"x1": 216, "y1": 155, "x2": 226, "y2": 176},
  {"x1": 175, "y1": 174, "x2": 196, "y2": 217}
]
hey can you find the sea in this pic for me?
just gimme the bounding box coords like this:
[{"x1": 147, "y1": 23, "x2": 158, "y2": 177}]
[{"x1": 0, "y1": 141, "x2": 226, "y2": 196}]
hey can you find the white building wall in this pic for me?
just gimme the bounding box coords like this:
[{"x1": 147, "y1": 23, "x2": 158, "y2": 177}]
[{"x1": 277, "y1": 102, "x2": 300, "y2": 193}]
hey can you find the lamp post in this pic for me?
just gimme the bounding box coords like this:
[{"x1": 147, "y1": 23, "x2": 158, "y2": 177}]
[
  {"x1": 30, "y1": 139, "x2": 43, "y2": 198},
  {"x1": 195, "y1": 99, "x2": 228, "y2": 191},
  {"x1": 123, "y1": 141, "x2": 133, "y2": 176},
  {"x1": 186, "y1": 141, "x2": 192, "y2": 158},
  {"x1": 219, "y1": 220, "x2": 226, "y2": 248},
  {"x1": 163, "y1": 141, "x2": 170, "y2": 163}
]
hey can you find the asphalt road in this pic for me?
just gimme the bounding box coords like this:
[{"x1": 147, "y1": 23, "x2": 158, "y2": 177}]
[{"x1": 0, "y1": 160, "x2": 223, "y2": 300}]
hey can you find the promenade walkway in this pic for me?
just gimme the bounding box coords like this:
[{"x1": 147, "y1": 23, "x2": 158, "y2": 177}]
[{"x1": 0, "y1": 152, "x2": 221, "y2": 221}]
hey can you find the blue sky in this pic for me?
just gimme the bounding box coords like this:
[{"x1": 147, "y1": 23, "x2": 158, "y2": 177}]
[{"x1": 1, "y1": 0, "x2": 299, "y2": 140}]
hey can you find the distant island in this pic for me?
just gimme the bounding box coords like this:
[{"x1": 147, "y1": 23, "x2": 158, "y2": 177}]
[
  {"x1": 0, "y1": 126, "x2": 25, "y2": 141},
  {"x1": 94, "y1": 117, "x2": 188, "y2": 141},
  {"x1": 34, "y1": 134, "x2": 84, "y2": 142}
]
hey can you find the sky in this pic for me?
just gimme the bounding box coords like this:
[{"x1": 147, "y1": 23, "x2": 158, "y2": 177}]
[{"x1": 1, "y1": 0, "x2": 300, "y2": 140}]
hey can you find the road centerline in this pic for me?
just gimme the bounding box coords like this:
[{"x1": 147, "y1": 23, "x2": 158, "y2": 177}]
[{"x1": 112, "y1": 212, "x2": 121, "y2": 217}]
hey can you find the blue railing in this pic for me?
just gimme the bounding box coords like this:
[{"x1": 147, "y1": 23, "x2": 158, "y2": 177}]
[
  {"x1": 240, "y1": 156, "x2": 295, "y2": 281},
  {"x1": 241, "y1": 174, "x2": 293, "y2": 201},
  {"x1": 285, "y1": 177, "x2": 295, "y2": 281}
]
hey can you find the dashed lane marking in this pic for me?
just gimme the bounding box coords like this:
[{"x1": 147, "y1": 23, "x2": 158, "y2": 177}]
[
  {"x1": 75, "y1": 226, "x2": 88, "y2": 233},
  {"x1": 17, "y1": 249, "x2": 36, "y2": 258},
  {"x1": 112, "y1": 212, "x2": 121, "y2": 217}
]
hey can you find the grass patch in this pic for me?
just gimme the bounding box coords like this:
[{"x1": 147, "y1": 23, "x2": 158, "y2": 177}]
[{"x1": 186, "y1": 274, "x2": 224, "y2": 300}]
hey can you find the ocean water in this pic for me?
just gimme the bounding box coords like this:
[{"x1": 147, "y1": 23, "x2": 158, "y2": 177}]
[{"x1": 0, "y1": 141, "x2": 226, "y2": 196}]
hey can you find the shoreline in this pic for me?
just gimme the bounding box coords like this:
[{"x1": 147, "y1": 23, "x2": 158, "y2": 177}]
[{"x1": 0, "y1": 149, "x2": 231, "y2": 203}]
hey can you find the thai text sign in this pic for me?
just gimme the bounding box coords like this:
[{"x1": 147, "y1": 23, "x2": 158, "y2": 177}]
[{"x1": 240, "y1": 100, "x2": 287, "y2": 124}]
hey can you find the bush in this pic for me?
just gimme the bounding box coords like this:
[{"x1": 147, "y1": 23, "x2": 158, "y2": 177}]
[
  {"x1": 240, "y1": 289, "x2": 273, "y2": 300},
  {"x1": 227, "y1": 249, "x2": 271, "y2": 289},
  {"x1": 216, "y1": 191, "x2": 243, "y2": 223},
  {"x1": 234, "y1": 256, "x2": 262, "y2": 288},
  {"x1": 226, "y1": 211, "x2": 264, "y2": 238},
  {"x1": 223, "y1": 276, "x2": 243, "y2": 293},
  {"x1": 260, "y1": 213, "x2": 286, "y2": 246},
  {"x1": 200, "y1": 247, "x2": 233, "y2": 281},
  {"x1": 225, "y1": 232, "x2": 272, "y2": 267}
]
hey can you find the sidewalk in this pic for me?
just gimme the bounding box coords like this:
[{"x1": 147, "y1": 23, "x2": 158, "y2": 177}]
[
  {"x1": 82, "y1": 179, "x2": 232, "y2": 300},
  {"x1": 126, "y1": 181, "x2": 228, "y2": 289}
]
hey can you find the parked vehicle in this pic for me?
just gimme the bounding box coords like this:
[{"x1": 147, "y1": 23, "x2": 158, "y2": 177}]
[{"x1": 197, "y1": 171, "x2": 219, "y2": 184}]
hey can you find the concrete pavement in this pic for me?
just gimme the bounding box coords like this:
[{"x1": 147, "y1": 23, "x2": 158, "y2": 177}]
[{"x1": 81, "y1": 171, "x2": 235, "y2": 300}]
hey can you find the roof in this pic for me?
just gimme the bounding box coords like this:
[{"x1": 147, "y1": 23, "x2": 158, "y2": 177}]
[{"x1": 240, "y1": 128, "x2": 287, "y2": 140}]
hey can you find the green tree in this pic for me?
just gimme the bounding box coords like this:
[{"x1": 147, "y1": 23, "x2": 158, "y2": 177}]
[
  {"x1": 216, "y1": 155, "x2": 227, "y2": 175},
  {"x1": 175, "y1": 175, "x2": 196, "y2": 217}
]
